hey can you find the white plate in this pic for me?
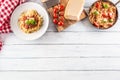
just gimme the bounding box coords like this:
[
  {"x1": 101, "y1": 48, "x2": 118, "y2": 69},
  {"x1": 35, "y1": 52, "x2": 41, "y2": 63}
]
[{"x1": 10, "y1": 2, "x2": 49, "y2": 40}]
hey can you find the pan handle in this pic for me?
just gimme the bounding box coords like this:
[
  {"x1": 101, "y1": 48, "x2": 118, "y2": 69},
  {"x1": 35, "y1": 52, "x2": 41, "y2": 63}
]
[{"x1": 115, "y1": 0, "x2": 120, "y2": 5}]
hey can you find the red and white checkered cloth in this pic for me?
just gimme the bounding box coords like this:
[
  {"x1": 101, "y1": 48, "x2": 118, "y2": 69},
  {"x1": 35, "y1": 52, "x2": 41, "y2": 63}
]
[{"x1": 0, "y1": 0, "x2": 26, "y2": 50}]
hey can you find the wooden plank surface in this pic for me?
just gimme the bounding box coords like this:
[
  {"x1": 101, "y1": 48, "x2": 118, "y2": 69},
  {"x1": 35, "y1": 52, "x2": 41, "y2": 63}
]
[
  {"x1": 1, "y1": 58, "x2": 120, "y2": 71},
  {"x1": 1, "y1": 0, "x2": 120, "y2": 80},
  {"x1": 3, "y1": 32, "x2": 120, "y2": 45},
  {"x1": 1, "y1": 45, "x2": 120, "y2": 58},
  {"x1": 0, "y1": 72, "x2": 120, "y2": 80}
]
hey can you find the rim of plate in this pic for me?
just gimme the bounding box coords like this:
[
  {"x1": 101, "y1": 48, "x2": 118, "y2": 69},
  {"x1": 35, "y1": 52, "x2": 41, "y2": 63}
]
[{"x1": 10, "y1": 2, "x2": 49, "y2": 40}]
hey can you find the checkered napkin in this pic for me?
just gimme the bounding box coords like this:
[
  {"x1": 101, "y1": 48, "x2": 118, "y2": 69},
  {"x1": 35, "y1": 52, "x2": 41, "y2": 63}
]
[{"x1": 0, "y1": 0, "x2": 25, "y2": 50}]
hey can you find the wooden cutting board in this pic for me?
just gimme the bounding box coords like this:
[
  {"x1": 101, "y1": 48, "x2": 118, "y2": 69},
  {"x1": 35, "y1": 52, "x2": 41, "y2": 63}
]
[{"x1": 41, "y1": 0, "x2": 87, "y2": 32}]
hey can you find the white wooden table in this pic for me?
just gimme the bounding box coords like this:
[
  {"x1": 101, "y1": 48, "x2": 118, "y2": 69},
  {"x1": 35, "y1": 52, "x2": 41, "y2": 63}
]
[{"x1": 0, "y1": 0, "x2": 120, "y2": 80}]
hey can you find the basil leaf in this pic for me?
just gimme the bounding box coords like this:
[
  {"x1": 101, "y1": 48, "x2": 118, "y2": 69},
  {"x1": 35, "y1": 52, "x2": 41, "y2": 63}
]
[
  {"x1": 93, "y1": 10, "x2": 99, "y2": 15},
  {"x1": 103, "y1": 4, "x2": 109, "y2": 8},
  {"x1": 25, "y1": 20, "x2": 30, "y2": 25}
]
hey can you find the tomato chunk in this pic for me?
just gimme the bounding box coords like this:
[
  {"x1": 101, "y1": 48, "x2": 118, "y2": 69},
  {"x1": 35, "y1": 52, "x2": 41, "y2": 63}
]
[
  {"x1": 93, "y1": 22, "x2": 99, "y2": 27},
  {"x1": 95, "y1": 2, "x2": 101, "y2": 9},
  {"x1": 108, "y1": 13, "x2": 113, "y2": 19},
  {"x1": 102, "y1": 12, "x2": 108, "y2": 18}
]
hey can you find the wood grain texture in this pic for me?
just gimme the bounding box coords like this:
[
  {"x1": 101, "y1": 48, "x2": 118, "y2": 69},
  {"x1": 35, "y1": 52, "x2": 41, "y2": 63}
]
[
  {"x1": 1, "y1": 58, "x2": 120, "y2": 70},
  {"x1": 1, "y1": 45, "x2": 120, "y2": 58},
  {"x1": 3, "y1": 32, "x2": 120, "y2": 45},
  {"x1": 0, "y1": 72, "x2": 120, "y2": 80},
  {"x1": 1, "y1": 0, "x2": 120, "y2": 80}
]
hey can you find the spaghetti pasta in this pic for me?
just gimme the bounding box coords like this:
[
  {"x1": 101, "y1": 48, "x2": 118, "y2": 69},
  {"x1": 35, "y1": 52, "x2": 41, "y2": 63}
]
[
  {"x1": 89, "y1": 1, "x2": 117, "y2": 29},
  {"x1": 18, "y1": 10, "x2": 43, "y2": 34}
]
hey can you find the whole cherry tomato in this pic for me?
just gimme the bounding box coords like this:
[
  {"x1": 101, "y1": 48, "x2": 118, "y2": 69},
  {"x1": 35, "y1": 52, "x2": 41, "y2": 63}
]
[
  {"x1": 52, "y1": 4, "x2": 65, "y2": 26},
  {"x1": 53, "y1": 7, "x2": 58, "y2": 13},
  {"x1": 53, "y1": 13, "x2": 58, "y2": 18},
  {"x1": 59, "y1": 11, "x2": 64, "y2": 16},
  {"x1": 58, "y1": 4, "x2": 64, "y2": 11},
  {"x1": 58, "y1": 21, "x2": 64, "y2": 26},
  {"x1": 53, "y1": 19, "x2": 58, "y2": 24}
]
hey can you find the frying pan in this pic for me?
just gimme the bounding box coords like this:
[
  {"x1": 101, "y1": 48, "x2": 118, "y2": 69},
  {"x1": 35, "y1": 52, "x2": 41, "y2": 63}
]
[{"x1": 88, "y1": 0, "x2": 120, "y2": 29}]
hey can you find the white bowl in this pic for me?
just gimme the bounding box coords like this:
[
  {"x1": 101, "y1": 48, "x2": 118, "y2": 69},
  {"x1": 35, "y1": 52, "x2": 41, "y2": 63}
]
[{"x1": 10, "y1": 2, "x2": 49, "y2": 40}]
